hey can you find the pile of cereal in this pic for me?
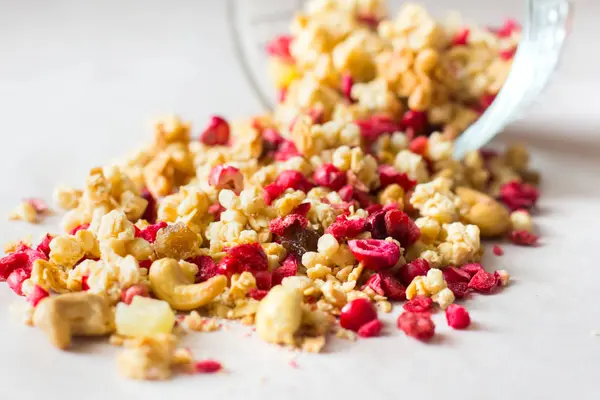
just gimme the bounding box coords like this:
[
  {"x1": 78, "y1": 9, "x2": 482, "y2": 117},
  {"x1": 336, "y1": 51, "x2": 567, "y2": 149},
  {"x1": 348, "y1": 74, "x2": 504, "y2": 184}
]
[{"x1": 1, "y1": 0, "x2": 539, "y2": 381}]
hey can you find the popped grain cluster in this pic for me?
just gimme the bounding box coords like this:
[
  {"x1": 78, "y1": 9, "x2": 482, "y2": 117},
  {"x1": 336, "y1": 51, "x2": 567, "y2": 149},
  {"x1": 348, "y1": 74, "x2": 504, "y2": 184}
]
[{"x1": 1, "y1": 0, "x2": 540, "y2": 381}]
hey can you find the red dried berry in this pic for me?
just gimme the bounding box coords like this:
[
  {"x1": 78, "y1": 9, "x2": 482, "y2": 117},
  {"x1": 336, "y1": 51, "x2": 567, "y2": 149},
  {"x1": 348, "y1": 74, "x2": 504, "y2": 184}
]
[
  {"x1": 81, "y1": 276, "x2": 90, "y2": 291},
  {"x1": 499, "y1": 181, "x2": 539, "y2": 211},
  {"x1": 313, "y1": 163, "x2": 347, "y2": 191},
  {"x1": 188, "y1": 255, "x2": 220, "y2": 283},
  {"x1": 136, "y1": 221, "x2": 168, "y2": 243},
  {"x1": 0, "y1": 252, "x2": 29, "y2": 281},
  {"x1": 24, "y1": 198, "x2": 49, "y2": 214},
  {"x1": 355, "y1": 115, "x2": 402, "y2": 141},
  {"x1": 26, "y1": 285, "x2": 49, "y2": 307},
  {"x1": 140, "y1": 188, "x2": 157, "y2": 223},
  {"x1": 357, "y1": 319, "x2": 383, "y2": 338},
  {"x1": 442, "y1": 266, "x2": 471, "y2": 284},
  {"x1": 194, "y1": 360, "x2": 223, "y2": 374},
  {"x1": 446, "y1": 304, "x2": 471, "y2": 329},
  {"x1": 409, "y1": 136, "x2": 428, "y2": 156},
  {"x1": 478, "y1": 94, "x2": 497, "y2": 113},
  {"x1": 365, "y1": 205, "x2": 398, "y2": 239},
  {"x1": 340, "y1": 298, "x2": 378, "y2": 332},
  {"x1": 7, "y1": 268, "x2": 29, "y2": 296},
  {"x1": 398, "y1": 258, "x2": 430, "y2": 286},
  {"x1": 247, "y1": 289, "x2": 269, "y2": 301},
  {"x1": 208, "y1": 203, "x2": 225, "y2": 221},
  {"x1": 269, "y1": 214, "x2": 309, "y2": 236},
  {"x1": 291, "y1": 202, "x2": 311, "y2": 217},
  {"x1": 403, "y1": 295, "x2": 433, "y2": 313},
  {"x1": 364, "y1": 272, "x2": 406, "y2": 301},
  {"x1": 397, "y1": 311, "x2": 435, "y2": 341},
  {"x1": 69, "y1": 223, "x2": 90, "y2": 235},
  {"x1": 348, "y1": 239, "x2": 400, "y2": 270},
  {"x1": 452, "y1": 27, "x2": 470, "y2": 46},
  {"x1": 263, "y1": 183, "x2": 284, "y2": 205},
  {"x1": 265, "y1": 35, "x2": 293, "y2": 62},
  {"x1": 139, "y1": 260, "x2": 152, "y2": 270},
  {"x1": 325, "y1": 214, "x2": 365, "y2": 241},
  {"x1": 121, "y1": 284, "x2": 149, "y2": 305},
  {"x1": 273, "y1": 140, "x2": 300, "y2": 161},
  {"x1": 509, "y1": 230, "x2": 539, "y2": 246},
  {"x1": 384, "y1": 209, "x2": 421, "y2": 248},
  {"x1": 200, "y1": 116, "x2": 230, "y2": 146},
  {"x1": 217, "y1": 243, "x2": 268, "y2": 276},
  {"x1": 494, "y1": 18, "x2": 521, "y2": 38},
  {"x1": 377, "y1": 165, "x2": 417, "y2": 191},
  {"x1": 447, "y1": 282, "x2": 470, "y2": 299},
  {"x1": 272, "y1": 255, "x2": 298, "y2": 285},
  {"x1": 468, "y1": 270, "x2": 497, "y2": 293},
  {"x1": 401, "y1": 110, "x2": 428, "y2": 134},
  {"x1": 254, "y1": 270, "x2": 272, "y2": 291},
  {"x1": 493, "y1": 245, "x2": 504, "y2": 256},
  {"x1": 500, "y1": 47, "x2": 517, "y2": 60},
  {"x1": 277, "y1": 88, "x2": 287, "y2": 103},
  {"x1": 275, "y1": 170, "x2": 314, "y2": 193},
  {"x1": 459, "y1": 263, "x2": 485, "y2": 278},
  {"x1": 341, "y1": 73, "x2": 354, "y2": 102},
  {"x1": 36, "y1": 234, "x2": 54, "y2": 257},
  {"x1": 262, "y1": 128, "x2": 284, "y2": 150},
  {"x1": 209, "y1": 165, "x2": 243, "y2": 194}
]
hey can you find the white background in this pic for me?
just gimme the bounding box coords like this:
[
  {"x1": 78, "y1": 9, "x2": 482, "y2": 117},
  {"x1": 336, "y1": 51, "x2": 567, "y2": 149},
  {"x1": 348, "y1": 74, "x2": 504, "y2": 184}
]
[{"x1": 0, "y1": 1, "x2": 599, "y2": 399}]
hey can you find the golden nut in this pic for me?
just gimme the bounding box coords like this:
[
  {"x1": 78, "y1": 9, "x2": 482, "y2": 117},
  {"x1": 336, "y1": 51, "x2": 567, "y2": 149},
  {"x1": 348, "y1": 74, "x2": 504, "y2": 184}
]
[{"x1": 455, "y1": 186, "x2": 510, "y2": 237}]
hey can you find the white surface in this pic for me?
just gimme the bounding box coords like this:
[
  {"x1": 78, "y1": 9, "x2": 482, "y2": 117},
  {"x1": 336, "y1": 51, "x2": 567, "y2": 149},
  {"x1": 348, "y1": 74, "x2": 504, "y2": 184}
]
[{"x1": 1, "y1": 1, "x2": 600, "y2": 399}]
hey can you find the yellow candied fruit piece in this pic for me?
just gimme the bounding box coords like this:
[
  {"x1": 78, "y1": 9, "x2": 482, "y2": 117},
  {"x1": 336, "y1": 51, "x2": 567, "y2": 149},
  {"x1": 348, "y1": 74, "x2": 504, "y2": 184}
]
[{"x1": 115, "y1": 296, "x2": 175, "y2": 337}]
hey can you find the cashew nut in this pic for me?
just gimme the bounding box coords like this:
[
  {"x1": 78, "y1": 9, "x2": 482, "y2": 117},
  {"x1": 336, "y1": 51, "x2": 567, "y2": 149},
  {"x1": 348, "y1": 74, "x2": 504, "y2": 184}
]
[
  {"x1": 33, "y1": 292, "x2": 114, "y2": 349},
  {"x1": 149, "y1": 258, "x2": 227, "y2": 311},
  {"x1": 255, "y1": 285, "x2": 303, "y2": 346},
  {"x1": 456, "y1": 186, "x2": 510, "y2": 237}
]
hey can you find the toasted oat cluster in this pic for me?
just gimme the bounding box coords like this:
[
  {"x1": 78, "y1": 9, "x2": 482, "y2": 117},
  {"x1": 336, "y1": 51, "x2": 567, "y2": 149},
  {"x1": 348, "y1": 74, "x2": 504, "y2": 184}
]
[{"x1": 1, "y1": 0, "x2": 540, "y2": 381}]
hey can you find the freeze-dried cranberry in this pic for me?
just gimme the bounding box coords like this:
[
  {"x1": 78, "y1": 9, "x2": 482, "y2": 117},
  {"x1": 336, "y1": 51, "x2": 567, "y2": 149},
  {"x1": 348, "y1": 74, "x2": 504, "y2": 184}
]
[
  {"x1": 365, "y1": 208, "x2": 387, "y2": 239},
  {"x1": 313, "y1": 164, "x2": 347, "y2": 191},
  {"x1": 208, "y1": 203, "x2": 225, "y2": 221},
  {"x1": 194, "y1": 360, "x2": 223, "y2": 374},
  {"x1": 494, "y1": 18, "x2": 521, "y2": 38},
  {"x1": 509, "y1": 230, "x2": 539, "y2": 246},
  {"x1": 452, "y1": 28, "x2": 470, "y2": 46},
  {"x1": 26, "y1": 285, "x2": 49, "y2": 307},
  {"x1": 218, "y1": 243, "x2": 268, "y2": 276},
  {"x1": 500, "y1": 47, "x2": 517, "y2": 60},
  {"x1": 36, "y1": 234, "x2": 54, "y2": 257},
  {"x1": 409, "y1": 136, "x2": 428, "y2": 156},
  {"x1": 0, "y1": 253, "x2": 29, "y2": 281},
  {"x1": 341, "y1": 74, "x2": 354, "y2": 102},
  {"x1": 442, "y1": 266, "x2": 471, "y2": 284},
  {"x1": 384, "y1": 209, "x2": 420, "y2": 248},
  {"x1": 340, "y1": 298, "x2": 378, "y2": 332},
  {"x1": 366, "y1": 204, "x2": 383, "y2": 214},
  {"x1": 200, "y1": 116, "x2": 230, "y2": 146},
  {"x1": 403, "y1": 295, "x2": 433, "y2": 313},
  {"x1": 358, "y1": 319, "x2": 383, "y2": 338},
  {"x1": 209, "y1": 165, "x2": 243, "y2": 195},
  {"x1": 337, "y1": 185, "x2": 372, "y2": 208},
  {"x1": 364, "y1": 272, "x2": 406, "y2": 301},
  {"x1": 269, "y1": 214, "x2": 309, "y2": 236},
  {"x1": 69, "y1": 223, "x2": 90, "y2": 235},
  {"x1": 493, "y1": 245, "x2": 504, "y2": 256},
  {"x1": 265, "y1": 35, "x2": 293, "y2": 62},
  {"x1": 459, "y1": 263, "x2": 485, "y2": 278},
  {"x1": 121, "y1": 284, "x2": 149, "y2": 305},
  {"x1": 377, "y1": 165, "x2": 417, "y2": 191},
  {"x1": 468, "y1": 270, "x2": 497, "y2": 293},
  {"x1": 275, "y1": 170, "x2": 314, "y2": 193},
  {"x1": 140, "y1": 188, "x2": 157, "y2": 223},
  {"x1": 254, "y1": 270, "x2": 272, "y2": 291},
  {"x1": 273, "y1": 140, "x2": 301, "y2": 161},
  {"x1": 401, "y1": 110, "x2": 428, "y2": 134},
  {"x1": 348, "y1": 239, "x2": 400, "y2": 270},
  {"x1": 272, "y1": 255, "x2": 298, "y2": 285},
  {"x1": 263, "y1": 183, "x2": 284, "y2": 205},
  {"x1": 247, "y1": 289, "x2": 268, "y2": 301},
  {"x1": 188, "y1": 255, "x2": 220, "y2": 282},
  {"x1": 355, "y1": 115, "x2": 402, "y2": 141},
  {"x1": 291, "y1": 202, "x2": 311, "y2": 217},
  {"x1": 499, "y1": 181, "x2": 539, "y2": 211},
  {"x1": 397, "y1": 311, "x2": 435, "y2": 341},
  {"x1": 7, "y1": 268, "x2": 29, "y2": 296},
  {"x1": 398, "y1": 258, "x2": 430, "y2": 286},
  {"x1": 447, "y1": 282, "x2": 470, "y2": 299},
  {"x1": 446, "y1": 304, "x2": 471, "y2": 329},
  {"x1": 136, "y1": 221, "x2": 168, "y2": 243},
  {"x1": 325, "y1": 214, "x2": 365, "y2": 241}
]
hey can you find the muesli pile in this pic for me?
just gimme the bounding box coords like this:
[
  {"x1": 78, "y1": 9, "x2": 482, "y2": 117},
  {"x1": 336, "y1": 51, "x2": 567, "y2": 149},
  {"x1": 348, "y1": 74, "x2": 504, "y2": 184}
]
[{"x1": 2, "y1": 1, "x2": 540, "y2": 380}]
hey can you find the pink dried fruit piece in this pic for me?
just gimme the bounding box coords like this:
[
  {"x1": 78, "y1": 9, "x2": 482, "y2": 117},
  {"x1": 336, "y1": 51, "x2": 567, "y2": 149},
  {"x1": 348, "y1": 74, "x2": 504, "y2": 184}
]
[
  {"x1": 121, "y1": 284, "x2": 149, "y2": 305},
  {"x1": 187, "y1": 255, "x2": 220, "y2": 283},
  {"x1": 452, "y1": 28, "x2": 470, "y2": 46},
  {"x1": 378, "y1": 165, "x2": 416, "y2": 191},
  {"x1": 403, "y1": 295, "x2": 433, "y2": 313},
  {"x1": 140, "y1": 188, "x2": 157, "y2": 223},
  {"x1": 364, "y1": 272, "x2": 406, "y2": 301},
  {"x1": 7, "y1": 268, "x2": 29, "y2": 296},
  {"x1": 136, "y1": 221, "x2": 168, "y2": 244},
  {"x1": 459, "y1": 263, "x2": 485, "y2": 278},
  {"x1": 254, "y1": 270, "x2": 272, "y2": 291},
  {"x1": 269, "y1": 214, "x2": 309, "y2": 236},
  {"x1": 275, "y1": 170, "x2": 314, "y2": 193},
  {"x1": 384, "y1": 209, "x2": 420, "y2": 248},
  {"x1": 447, "y1": 282, "x2": 470, "y2": 299},
  {"x1": 25, "y1": 198, "x2": 50, "y2": 214},
  {"x1": 509, "y1": 230, "x2": 539, "y2": 246},
  {"x1": 397, "y1": 311, "x2": 435, "y2": 341},
  {"x1": 291, "y1": 202, "x2": 311, "y2": 217},
  {"x1": 313, "y1": 163, "x2": 347, "y2": 191},
  {"x1": 247, "y1": 289, "x2": 268, "y2": 301},
  {"x1": 468, "y1": 270, "x2": 497, "y2": 293},
  {"x1": 194, "y1": 360, "x2": 223, "y2": 374},
  {"x1": 493, "y1": 245, "x2": 504, "y2": 256},
  {"x1": 36, "y1": 234, "x2": 54, "y2": 257},
  {"x1": 348, "y1": 239, "x2": 400, "y2": 270},
  {"x1": 499, "y1": 181, "x2": 539, "y2": 211},
  {"x1": 0, "y1": 252, "x2": 29, "y2": 281},
  {"x1": 340, "y1": 298, "x2": 378, "y2": 332},
  {"x1": 341, "y1": 74, "x2": 354, "y2": 102},
  {"x1": 209, "y1": 165, "x2": 244, "y2": 195},
  {"x1": 356, "y1": 115, "x2": 401, "y2": 141},
  {"x1": 26, "y1": 285, "x2": 49, "y2": 307},
  {"x1": 357, "y1": 319, "x2": 383, "y2": 338},
  {"x1": 442, "y1": 266, "x2": 471, "y2": 284},
  {"x1": 69, "y1": 223, "x2": 90, "y2": 236},
  {"x1": 273, "y1": 140, "x2": 300, "y2": 161},
  {"x1": 398, "y1": 258, "x2": 430, "y2": 286},
  {"x1": 409, "y1": 137, "x2": 428, "y2": 156},
  {"x1": 446, "y1": 304, "x2": 471, "y2": 329},
  {"x1": 200, "y1": 116, "x2": 230, "y2": 146},
  {"x1": 325, "y1": 214, "x2": 365, "y2": 241},
  {"x1": 265, "y1": 35, "x2": 293, "y2": 62},
  {"x1": 272, "y1": 254, "x2": 298, "y2": 285},
  {"x1": 217, "y1": 243, "x2": 268, "y2": 276}
]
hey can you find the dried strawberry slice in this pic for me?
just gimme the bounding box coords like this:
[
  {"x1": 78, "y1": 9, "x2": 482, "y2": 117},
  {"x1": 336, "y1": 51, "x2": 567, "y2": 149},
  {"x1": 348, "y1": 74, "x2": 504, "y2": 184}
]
[
  {"x1": 209, "y1": 165, "x2": 244, "y2": 195},
  {"x1": 121, "y1": 284, "x2": 149, "y2": 305},
  {"x1": 188, "y1": 255, "x2": 220, "y2": 282},
  {"x1": 194, "y1": 360, "x2": 223, "y2": 374},
  {"x1": 273, "y1": 140, "x2": 300, "y2": 161},
  {"x1": 136, "y1": 221, "x2": 168, "y2": 243},
  {"x1": 459, "y1": 263, "x2": 485, "y2": 278},
  {"x1": 468, "y1": 270, "x2": 497, "y2": 293},
  {"x1": 493, "y1": 18, "x2": 521, "y2": 38},
  {"x1": 217, "y1": 243, "x2": 268, "y2": 276},
  {"x1": 499, "y1": 181, "x2": 539, "y2": 211},
  {"x1": 254, "y1": 270, "x2": 272, "y2": 291},
  {"x1": 313, "y1": 164, "x2": 347, "y2": 191},
  {"x1": 7, "y1": 268, "x2": 29, "y2": 296},
  {"x1": 0, "y1": 252, "x2": 28, "y2": 281},
  {"x1": 348, "y1": 239, "x2": 400, "y2": 270},
  {"x1": 403, "y1": 295, "x2": 433, "y2": 313},
  {"x1": 291, "y1": 202, "x2": 311, "y2": 217},
  {"x1": 500, "y1": 47, "x2": 517, "y2": 60},
  {"x1": 442, "y1": 266, "x2": 471, "y2": 284},
  {"x1": 200, "y1": 116, "x2": 230, "y2": 146},
  {"x1": 208, "y1": 203, "x2": 225, "y2": 221},
  {"x1": 272, "y1": 254, "x2": 298, "y2": 285},
  {"x1": 263, "y1": 183, "x2": 284, "y2": 205},
  {"x1": 364, "y1": 272, "x2": 406, "y2": 301},
  {"x1": 398, "y1": 258, "x2": 430, "y2": 286},
  {"x1": 397, "y1": 311, "x2": 435, "y2": 341},
  {"x1": 36, "y1": 234, "x2": 54, "y2": 257},
  {"x1": 384, "y1": 209, "x2": 420, "y2": 248},
  {"x1": 26, "y1": 285, "x2": 49, "y2": 307},
  {"x1": 325, "y1": 214, "x2": 365, "y2": 241},
  {"x1": 276, "y1": 170, "x2": 314, "y2": 193}
]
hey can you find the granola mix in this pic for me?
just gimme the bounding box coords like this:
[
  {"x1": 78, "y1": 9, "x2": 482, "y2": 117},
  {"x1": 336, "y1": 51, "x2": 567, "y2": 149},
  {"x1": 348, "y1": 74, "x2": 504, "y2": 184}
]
[{"x1": 1, "y1": 0, "x2": 539, "y2": 380}]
